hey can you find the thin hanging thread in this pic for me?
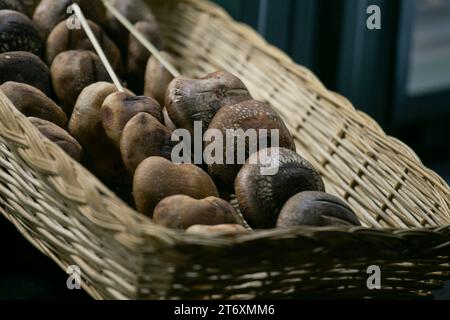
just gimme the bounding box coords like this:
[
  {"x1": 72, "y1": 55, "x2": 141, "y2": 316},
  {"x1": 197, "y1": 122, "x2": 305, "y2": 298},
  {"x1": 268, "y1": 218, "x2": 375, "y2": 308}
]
[
  {"x1": 70, "y1": 3, "x2": 125, "y2": 92},
  {"x1": 101, "y1": 0, "x2": 181, "y2": 78}
]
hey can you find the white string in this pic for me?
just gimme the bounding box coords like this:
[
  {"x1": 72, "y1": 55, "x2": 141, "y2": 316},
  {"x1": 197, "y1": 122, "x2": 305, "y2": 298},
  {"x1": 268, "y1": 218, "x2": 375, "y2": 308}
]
[
  {"x1": 101, "y1": 0, "x2": 181, "y2": 78},
  {"x1": 70, "y1": 3, "x2": 125, "y2": 92}
]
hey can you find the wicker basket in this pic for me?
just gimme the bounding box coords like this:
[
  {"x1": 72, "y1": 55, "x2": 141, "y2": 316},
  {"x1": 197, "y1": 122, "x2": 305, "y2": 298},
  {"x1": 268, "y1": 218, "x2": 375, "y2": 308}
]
[{"x1": 0, "y1": 0, "x2": 449, "y2": 299}]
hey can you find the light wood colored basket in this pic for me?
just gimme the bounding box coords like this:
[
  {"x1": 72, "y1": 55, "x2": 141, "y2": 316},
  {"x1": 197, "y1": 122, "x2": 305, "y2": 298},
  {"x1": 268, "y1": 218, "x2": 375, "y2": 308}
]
[{"x1": 0, "y1": 0, "x2": 449, "y2": 299}]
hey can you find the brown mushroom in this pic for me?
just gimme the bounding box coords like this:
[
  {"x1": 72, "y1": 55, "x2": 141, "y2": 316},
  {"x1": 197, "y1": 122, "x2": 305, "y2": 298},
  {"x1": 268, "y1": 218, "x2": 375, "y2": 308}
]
[
  {"x1": 68, "y1": 82, "x2": 133, "y2": 186},
  {"x1": 165, "y1": 71, "x2": 252, "y2": 136},
  {"x1": 186, "y1": 224, "x2": 247, "y2": 235},
  {"x1": 0, "y1": 51, "x2": 52, "y2": 97},
  {"x1": 120, "y1": 112, "x2": 174, "y2": 175},
  {"x1": 144, "y1": 52, "x2": 174, "y2": 107},
  {"x1": 51, "y1": 50, "x2": 111, "y2": 116},
  {"x1": 207, "y1": 100, "x2": 296, "y2": 190},
  {"x1": 105, "y1": 0, "x2": 158, "y2": 51},
  {"x1": 101, "y1": 92, "x2": 163, "y2": 147},
  {"x1": 127, "y1": 20, "x2": 164, "y2": 94},
  {"x1": 46, "y1": 19, "x2": 122, "y2": 73},
  {"x1": 0, "y1": 10, "x2": 43, "y2": 56},
  {"x1": 235, "y1": 148, "x2": 325, "y2": 229},
  {"x1": 28, "y1": 117, "x2": 83, "y2": 162},
  {"x1": 133, "y1": 157, "x2": 219, "y2": 217},
  {"x1": 33, "y1": 0, "x2": 106, "y2": 40},
  {"x1": 0, "y1": 82, "x2": 67, "y2": 128},
  {"x1": 277, "y1": 191, "x2": 361, "y2": 227},
  {"x1": 153, "y1": 195, "x2": 242, "y2": 230}
]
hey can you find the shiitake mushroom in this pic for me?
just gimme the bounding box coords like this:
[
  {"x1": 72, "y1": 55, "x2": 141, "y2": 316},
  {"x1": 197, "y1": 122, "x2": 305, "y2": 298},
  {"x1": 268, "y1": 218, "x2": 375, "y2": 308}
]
[
  {"x1": 235, "y1": 148, "x2": 325, "y2": 229},
  {"x1": 144, "y1": 51, "x2": 174, "y2": 107},
  {"x1": 276, "y1": 191, "x2": 361, "y2": 227},
  {"x1": 120, "y1": 112, "x2": 174, "y2": 175},
  {"x1": 207, "y1": 100, "x2": 296, "y2": 190},
  {"x1": 0, "y1": 0, "x2": 26, "y2": 15},
  {"x1": 33, "y1": 0, "x2": 106, "y2": 40},
  {"x1": 68, "y1": 82, "x2": 133, "y2": 187},
  {"x1": 46, "y1": 19, "x2": 122, "y2": 73},
  {"x1": 165, "y1": 71, "x2": 252, "y2": 136},
  {"x1": 153, "y1": 195, "x2": 242, "y2": 230},
  {"x1": 186, "y1": 224, "x2": 247, "y2": 235},
  {"x1": 0, "y1": 10, "x2": 43, "y2": 56},
  {"x1": 28, "y1": 117, "x2": 83, "y2": 162},
  {"x1": 0, "y1": 51, "x2": 52, "y2": 97},
  {"x1": 0, "y1": 81, "x2": 67, "y2": 127},
  {"x1": 101, "y1": 92, "x2": 163, "y2": 147},
  {"x1": 127, "y1": 20, "x2": 164, "y2": 94},
  {"x1": 105, "y1": 0, "x2": 158, "y2": 51},
  {"x1": 51, "y1": 50, "x2": 111, "y2": 115},
  {"x1": 133, "y1": 157, "x2": 219, "y2": 217}
]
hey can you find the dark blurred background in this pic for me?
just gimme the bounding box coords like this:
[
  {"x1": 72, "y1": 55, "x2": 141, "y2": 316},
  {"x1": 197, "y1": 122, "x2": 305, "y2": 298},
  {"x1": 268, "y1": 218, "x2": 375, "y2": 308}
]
[
  {"x1": 1, "y1": 0, "x2": 449, "y2": 300},
  {"x1": 215, "y1": 0, "x2": 450, "y2": 184}
]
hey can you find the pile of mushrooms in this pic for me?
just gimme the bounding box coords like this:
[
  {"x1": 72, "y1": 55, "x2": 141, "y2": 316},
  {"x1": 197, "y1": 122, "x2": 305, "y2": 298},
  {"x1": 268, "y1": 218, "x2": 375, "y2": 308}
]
[{"x1": 0, "y1": 0, "x2": 361, "y2": 236}]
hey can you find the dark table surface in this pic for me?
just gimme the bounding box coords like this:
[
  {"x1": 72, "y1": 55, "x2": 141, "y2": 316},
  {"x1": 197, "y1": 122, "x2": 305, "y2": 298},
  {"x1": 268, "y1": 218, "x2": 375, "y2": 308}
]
[{"x1": 1, "y1": 215, "x2": 448, "y2": 300}]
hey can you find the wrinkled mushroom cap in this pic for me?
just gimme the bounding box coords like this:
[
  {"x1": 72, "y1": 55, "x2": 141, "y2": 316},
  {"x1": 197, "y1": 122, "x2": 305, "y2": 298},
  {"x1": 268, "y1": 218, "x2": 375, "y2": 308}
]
[
  {"x1": 235, "y1": 147, "x2": 325, "y2": 229},
  {"x1": 153, "y1": 195, "x2": 242, "y2": 230},
  {"x1": 277, "y1": 191, "x2": 361, "y2": 227}
]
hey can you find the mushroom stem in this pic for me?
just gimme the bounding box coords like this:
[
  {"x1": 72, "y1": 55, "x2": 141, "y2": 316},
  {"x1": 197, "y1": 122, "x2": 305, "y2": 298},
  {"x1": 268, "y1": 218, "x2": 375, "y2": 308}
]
[
  {"x1": 101, "y1": 0, "x2": 181, "y2": 78},
  {"x1": 70, "y1": 3, "x2": 125, "y2": 93}
]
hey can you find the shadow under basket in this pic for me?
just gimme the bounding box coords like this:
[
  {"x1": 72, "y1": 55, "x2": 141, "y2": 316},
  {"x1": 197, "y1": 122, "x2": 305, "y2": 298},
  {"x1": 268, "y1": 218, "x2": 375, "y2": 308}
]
[{"x1": 0, "y1": 0, "x2": 449, "y2": 299}]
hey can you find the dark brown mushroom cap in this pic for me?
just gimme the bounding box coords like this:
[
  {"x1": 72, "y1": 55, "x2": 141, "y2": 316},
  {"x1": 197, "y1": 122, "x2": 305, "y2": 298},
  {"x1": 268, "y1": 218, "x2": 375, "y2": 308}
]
[
  {"x1": 101, "y1": 92, "x2": 163, "y2": 147},
  {"x1": 0, "y1": 0, "x2": 26, "y2": 15},
  {"x1": 0, "y1": 51, "x2": 52, "y2": 97},
  {"x1": 144, "y1": 52, "x2": 175, "y2": 107},
  {"x1": 277, "y1": 191, "x2": 361, "y2": 227},
  {"x1": 0, "y1": 81, "x2": 67, "y2": 128},
  {"x1": 133, "y1": 157, "x2": 219, "y2": 217},
  {"x1": 235, "y1": 148, "x2": 325, "y2": 229},
  {"x1": 165, "y1": 71, "x2": 252, "y2": 136},
  {"x1": 127, "y1": 20, "x2": 164, "y2": 94},
  {"x1": 46, "y1": 19, "x2": 122, "y2": 73},
  {"x1": 207, "y1": 100, "x2": 296, "y2": 190},
  {"x1": 28, "y1": 117, "x2": 83, "y2": 162},
  {"x1": 153, "y1": 195, "x2": 242, "y2": 230},
  {"x1": 120, "y1": 112, "x2": 173, "y2": 175},
  {"x1": 51, "y1": 50, "x2": 111, "y2": 116},
  {"x1": 33, "y1": 0, "x2": 106, "y2": 40},
  {"x1": 186, "y1": 224, "x2": 247, "y2": 235},
  {"x1": 0, "y1": 10, "x2": 43, "y2": 56},
  {"x1": 68, "y1": 82, "x2": 133, "y2": 187},
  {"x1": 105, "y1": 0, "x2": 158, "y2": 51}
]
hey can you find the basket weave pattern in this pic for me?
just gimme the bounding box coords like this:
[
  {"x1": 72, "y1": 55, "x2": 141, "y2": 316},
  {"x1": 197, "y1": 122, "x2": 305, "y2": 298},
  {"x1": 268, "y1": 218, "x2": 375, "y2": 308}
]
[{"x1": 0, "y1": 0, "x2": 449, "y2": 299}]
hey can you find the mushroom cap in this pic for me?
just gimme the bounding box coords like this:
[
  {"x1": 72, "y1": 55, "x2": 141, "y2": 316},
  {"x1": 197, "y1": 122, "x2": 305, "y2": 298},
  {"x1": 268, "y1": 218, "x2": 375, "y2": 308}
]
[
  {"x1": 120, "y1": 112, "x2": 173, "y2": 174},
  {"x1": 165, "y1": 71, "x2": 252, "y2": 136},
  {"x1": 186, "y1": 224, "x2": 247, "y2": 236},
  {"x1": 68, "y1": 82, "x2": 133, "y2": 186},
  {"x1": 0, "y1": 0, "x2": 26, "y2": 15},
  {"x1": 46, "y1": 19, "x2": 122, "y2": 73},
  {"x1": 207, "y1": 100, "x2": 296, "y2": 190},
  {"x1": 144, "y1": 52, "x2": 175, "y2": 107},
  {"x1": 0, "y1": 51, "x2": 52, "y2": 97},
  {"x1": 127, "y1": 20, "x2": 164, "y2": 94},
  {"x1": 28, "y1": 117, "x2": 83, "y2": 162},
  {"x1": 235, "y1": 147, "x2": 325, "y2": 229},
  {"x1": 33, "y1": 0, "x2": 106, "y2": 40},
  {"x1": 277, "y1": 191, "x2": 361, "y2": 227},
  {"x1": 101, "y1": 92, "x2": 163, "y2": 147},
  {"x1": 133, "y1": 157, "x2": 219, "y2": 217},
  {"x1": 0, "y1": 81, "x2": 67, "y2": 128},
  {"x1": 0, "y1": 10, "x2": 43, "y2": 56},
  {"x1": 153, "y1": 195, "x2": 242, "y2": 230},
  {"x1": 51, "y1": 50, "x2": 111, "y2": 115}
]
